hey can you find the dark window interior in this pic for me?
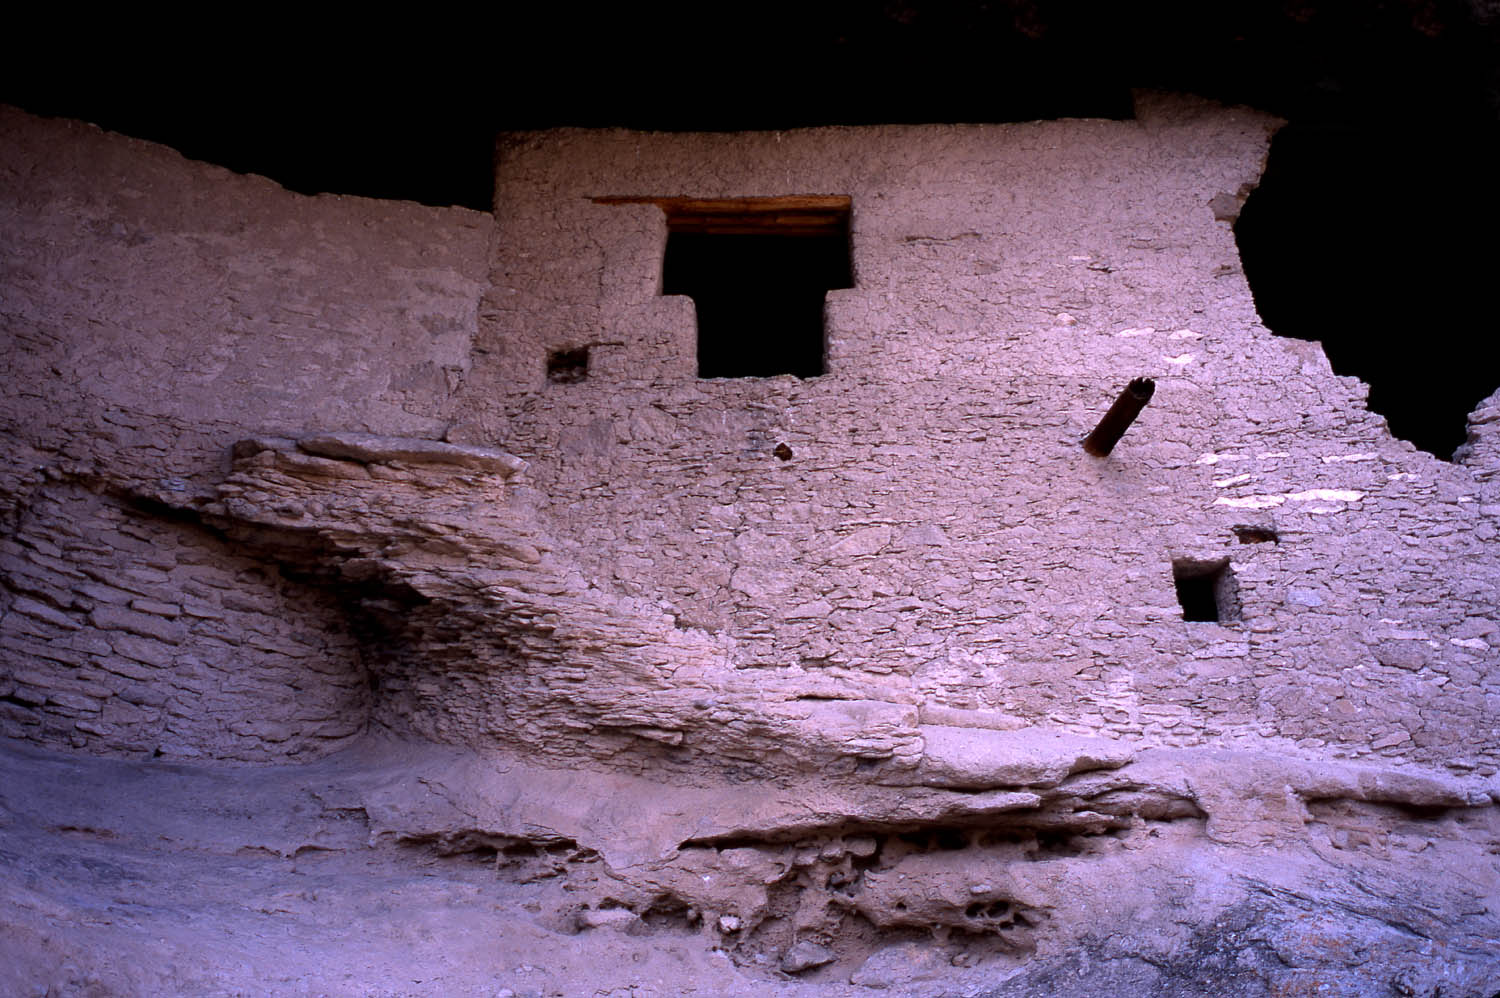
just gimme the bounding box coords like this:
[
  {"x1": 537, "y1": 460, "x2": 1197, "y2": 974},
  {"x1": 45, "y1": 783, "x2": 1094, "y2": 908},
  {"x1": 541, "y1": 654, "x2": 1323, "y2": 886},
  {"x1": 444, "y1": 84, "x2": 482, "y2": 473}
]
[
  {"x1": 547, "y1": 347, "x2": 589, "y2": 384},
  {"x1": 663, "y1": 232, "x2": 850, "y2": 377},
  {"x1": 1173, "y1": 558, "x2": 1241, "y2": 624}
]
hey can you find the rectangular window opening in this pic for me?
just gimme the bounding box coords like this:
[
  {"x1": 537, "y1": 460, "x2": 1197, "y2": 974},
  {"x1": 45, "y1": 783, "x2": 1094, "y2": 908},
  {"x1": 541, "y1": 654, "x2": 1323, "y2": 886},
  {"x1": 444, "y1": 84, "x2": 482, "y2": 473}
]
[
  {"x1": 596, "y1": 195, "x2": 853, "y2": 378},
  {"x1": 1173, "y1": 558, "x2": 1241, "y2": 624}
]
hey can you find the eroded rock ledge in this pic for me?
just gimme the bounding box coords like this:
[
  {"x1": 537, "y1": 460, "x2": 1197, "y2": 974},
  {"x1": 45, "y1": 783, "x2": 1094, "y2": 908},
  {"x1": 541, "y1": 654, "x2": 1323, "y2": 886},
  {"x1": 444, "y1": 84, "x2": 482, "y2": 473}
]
[
  {"x1": 192, "y1": 432, "x2": 928, "y2": 778},
  {"x1": 3, "y1": 735, "x2": 1496, "y2": 995}
]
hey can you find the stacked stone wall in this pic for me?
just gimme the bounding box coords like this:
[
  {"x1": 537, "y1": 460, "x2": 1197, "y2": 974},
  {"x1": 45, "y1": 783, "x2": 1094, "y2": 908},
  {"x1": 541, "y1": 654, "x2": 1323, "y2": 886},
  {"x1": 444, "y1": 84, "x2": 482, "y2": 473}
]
[
  {"x1": 2, "y1": 96, "x2": 1497, "y2": 775},
  {"x1": 0, "y1": 483, "x2": 368, "y2": 759},
  {"x1": 0, "y1": 107, "x2": 490, "y2": 449},
  {"x1": 0, "y1": 105, "x2": 492, "y2": 759}
]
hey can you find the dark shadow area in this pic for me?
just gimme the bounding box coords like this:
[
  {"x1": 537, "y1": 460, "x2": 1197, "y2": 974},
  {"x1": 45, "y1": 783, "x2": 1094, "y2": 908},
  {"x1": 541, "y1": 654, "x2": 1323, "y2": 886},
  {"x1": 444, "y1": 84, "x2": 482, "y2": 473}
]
[
  {"x1": 1174, "y1": 559, "x2": 1240, "y2": 624},
  {"x1": 1235, "y1": 115, "x2": 1500, "y2": 458},
  {"x1": 663, "y1": 233, "x2": 853, "y2": 379},
  {"x1": 1174, "y1": 571, "x2": 1220, "y2": 624},
  {"x1": 0, "y1": 6, "x2": 1138, "y2": 209},
  {"x1": 547, "y1": 347, "x2": 590, "y2": 385},
  {"x1": 2, "y1": 89, "x2": 499, "y2": 211}
]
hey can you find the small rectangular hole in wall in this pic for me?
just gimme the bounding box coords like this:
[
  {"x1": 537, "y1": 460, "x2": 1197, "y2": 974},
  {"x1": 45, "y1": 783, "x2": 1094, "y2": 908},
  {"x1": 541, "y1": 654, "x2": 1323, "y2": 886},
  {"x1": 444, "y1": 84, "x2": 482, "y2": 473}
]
[
  {"x1": 595, "y1": 195, "x2": 853, "y2": 378},
  {"x1": 547, "y1": 347, "x2": 589, "y2": 384},
  {"x1": 1173, "y1": 558, "x2": 1241, "y2": 623}
]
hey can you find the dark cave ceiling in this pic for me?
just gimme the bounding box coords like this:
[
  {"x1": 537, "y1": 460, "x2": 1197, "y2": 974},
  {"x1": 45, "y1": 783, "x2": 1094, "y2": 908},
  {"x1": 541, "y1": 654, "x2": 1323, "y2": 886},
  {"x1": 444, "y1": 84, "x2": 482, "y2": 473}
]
[{"x1": 4, "y1": 2, "x2": 1499, "y2": 456}]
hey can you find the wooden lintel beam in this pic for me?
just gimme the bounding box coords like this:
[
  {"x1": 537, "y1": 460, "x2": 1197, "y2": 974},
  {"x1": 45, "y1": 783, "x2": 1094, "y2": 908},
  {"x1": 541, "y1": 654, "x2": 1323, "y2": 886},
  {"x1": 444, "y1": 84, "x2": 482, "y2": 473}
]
[{"x1": 592, "y1": 195, "x2": 851, "y2": 235}]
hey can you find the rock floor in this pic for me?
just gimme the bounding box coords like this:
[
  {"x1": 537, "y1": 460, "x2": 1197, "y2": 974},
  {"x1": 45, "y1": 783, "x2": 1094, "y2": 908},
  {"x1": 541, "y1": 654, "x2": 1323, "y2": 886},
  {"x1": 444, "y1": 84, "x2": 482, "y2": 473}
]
[{"x1": 4, "y1": 735, "x2": 1499, "y2": 997}]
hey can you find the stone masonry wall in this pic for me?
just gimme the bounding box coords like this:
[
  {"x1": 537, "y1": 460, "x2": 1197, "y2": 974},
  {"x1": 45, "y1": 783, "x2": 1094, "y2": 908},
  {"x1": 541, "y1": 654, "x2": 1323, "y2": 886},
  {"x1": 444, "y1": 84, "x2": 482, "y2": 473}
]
[
  {"x1": 4, "y1": 96, "x2": 1500, "y2": 998},
  {"x1": 0, "y1": 106, "x2": 493, "y2": 759},
  {"x1": 2, "y1": 96, "x2": 1497, "y2": 777},
  {"x1": 445, "y1": 92, "x2": 1500, "y2": 774},
  {"x1": 0, "y1": 483, "x2": 368, "y2": 760}
]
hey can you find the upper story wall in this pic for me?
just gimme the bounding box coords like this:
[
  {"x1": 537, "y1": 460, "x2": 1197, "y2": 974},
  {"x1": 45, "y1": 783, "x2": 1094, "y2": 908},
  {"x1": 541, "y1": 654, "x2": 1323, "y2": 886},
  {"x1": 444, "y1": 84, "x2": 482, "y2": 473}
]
[{"x1": 464, "y1": 91, "x2": 1274, "y2": 393}]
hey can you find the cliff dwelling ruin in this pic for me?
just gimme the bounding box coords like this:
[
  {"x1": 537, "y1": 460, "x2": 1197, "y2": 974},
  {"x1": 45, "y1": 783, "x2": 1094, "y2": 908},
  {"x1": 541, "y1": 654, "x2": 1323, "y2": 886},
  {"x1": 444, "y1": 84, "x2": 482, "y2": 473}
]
[{"x1": 3, "y1": 15, "x2": 1500, "y2": 994}]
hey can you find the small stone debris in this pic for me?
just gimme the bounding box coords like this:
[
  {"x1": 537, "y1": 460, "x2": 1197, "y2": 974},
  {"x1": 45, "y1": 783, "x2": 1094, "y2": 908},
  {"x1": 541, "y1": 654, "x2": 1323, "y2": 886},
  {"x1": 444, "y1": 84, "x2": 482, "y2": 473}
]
[
  {"x1": 574, "y1": 907, "x2": 638, "y2": 931},
  {"x1": 780, "y1": 940, "x2": 836, "y2": 974}
]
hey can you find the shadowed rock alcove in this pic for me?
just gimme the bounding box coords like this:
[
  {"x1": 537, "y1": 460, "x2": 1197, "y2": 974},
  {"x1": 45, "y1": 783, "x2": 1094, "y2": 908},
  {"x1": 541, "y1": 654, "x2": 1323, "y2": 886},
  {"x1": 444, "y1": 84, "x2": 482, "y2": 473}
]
[{"x1": 1235, "y1": 118, "x2": 1500, "y2": 459}]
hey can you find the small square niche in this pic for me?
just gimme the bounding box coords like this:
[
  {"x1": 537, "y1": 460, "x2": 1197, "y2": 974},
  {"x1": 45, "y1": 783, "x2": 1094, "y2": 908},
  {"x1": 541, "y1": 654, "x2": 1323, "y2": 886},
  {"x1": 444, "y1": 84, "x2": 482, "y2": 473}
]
[
  {"x1": 547, "y1": 346, "x2": 590, "y2": 384},
  {"x1": 1173, "y1": 558, "x2": 1241, "y2": 624}
]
